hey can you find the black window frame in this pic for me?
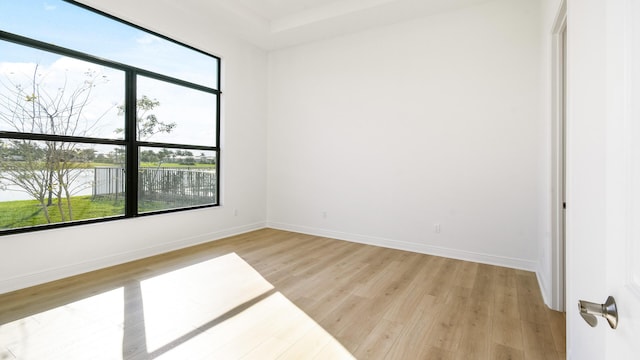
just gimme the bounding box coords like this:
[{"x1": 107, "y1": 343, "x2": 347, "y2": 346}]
[{"x1": 0, "y1": 1, "x2": 221, "y2": 235}]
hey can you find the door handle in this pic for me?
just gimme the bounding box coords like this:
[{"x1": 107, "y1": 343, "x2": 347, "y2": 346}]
[{"x1": 578, "y1": 296, "x2": 618, "y2": 329}]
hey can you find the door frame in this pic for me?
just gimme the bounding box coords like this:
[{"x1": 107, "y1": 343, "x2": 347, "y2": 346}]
[{"x1": 550, "y1": 0, "x2": 567, "y2": 312}]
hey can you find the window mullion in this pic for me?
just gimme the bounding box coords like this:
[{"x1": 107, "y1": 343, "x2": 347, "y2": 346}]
[
  {"x1": 215, "y1": 92, "x2": 221, "y2": 206},
  {"x1": 125, "y1": 71, "x2": 138, "y2": 217}
]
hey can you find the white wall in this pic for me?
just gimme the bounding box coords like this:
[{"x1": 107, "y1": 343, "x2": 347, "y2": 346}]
[
  {"x1": 0, "y1": 0, "x2": 268, "y2": 294},
  {"x1": 267, "y1": 0, "x2": 544, "y2": 270}
]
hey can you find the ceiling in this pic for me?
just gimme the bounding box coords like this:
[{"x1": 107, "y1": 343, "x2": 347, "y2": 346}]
[
  {"x1": 184, "y1": 0, "x2": 496, "y2": 50},
  {"x1": 234, "y1": 0, "x2": 348, "y2": 19}
]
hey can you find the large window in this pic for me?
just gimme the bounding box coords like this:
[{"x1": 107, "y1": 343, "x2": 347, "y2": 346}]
[{"x1": 0, "y1": 1, "x2": 221, "y2": 234}]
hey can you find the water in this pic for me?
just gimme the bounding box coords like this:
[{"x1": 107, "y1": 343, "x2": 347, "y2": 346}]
[{"x1": 0, "y1": 169, "x2": 94, "y2": 202}]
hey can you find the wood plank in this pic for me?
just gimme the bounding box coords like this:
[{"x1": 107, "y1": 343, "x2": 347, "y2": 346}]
[
  {"x1": 492, "y1": 313, "x2": 524, "y2": 350},
  {"x1": 351, "y1": 319, "x2": 403, "y2": 360},
  {"x1": 491, "y1": 343, "x2": 524, "y2": 360},
  {"x1": 521, "y1": 320, "x2": 561, "y2": 360}
]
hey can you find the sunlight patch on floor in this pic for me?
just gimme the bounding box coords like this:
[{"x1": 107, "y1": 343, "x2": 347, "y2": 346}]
[
  {"x1": 0, "y1": 253, "x2": 354, "y2": 359},
  {"x1": 0, "y1": 287, "x2": 125, "y2": 360}
]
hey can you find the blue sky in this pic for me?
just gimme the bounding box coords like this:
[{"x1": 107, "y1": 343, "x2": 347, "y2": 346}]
[
  {"x1": 1, "y1": 1, "x2": 136, "y2": 62},
  {"x1": 0, "y1": 0, "x2": 218, "y2": 87}
]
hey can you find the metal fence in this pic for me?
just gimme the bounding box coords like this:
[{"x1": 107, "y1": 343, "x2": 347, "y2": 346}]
[
  {"x1": 93, "y1": 167, "x2": 125, "y2": 199},
  {"x1": 93, "y1": 167, "x2": 216, "y2": 205}
]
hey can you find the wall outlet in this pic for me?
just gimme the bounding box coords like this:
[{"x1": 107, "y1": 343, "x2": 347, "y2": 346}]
[
  {"x1": 234, "y1": 209, "x2": 238, "y2": 216},
  {"x1": 322, "y1": 211, "x2": 327, "y2": 219},
  {"x1": 434, "y1": 223, "x2": 441, "y2": 233}
]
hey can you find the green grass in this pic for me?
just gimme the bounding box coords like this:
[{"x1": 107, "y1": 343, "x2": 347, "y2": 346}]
[
  {"x1": 0, "y1": 196, "x2": 126, "y2": 229},
  {"x1": 86, "y1": 161, "x2": 216, "y2": 168},
  {"x1": 139, "y1": 162, "x2": 216, "y2": 168},
  {"x1": 89, "y1": 162, "x2": 116, "y2": 167},
  {"x1": 2, "y1": 161, "x2": 215, "y2": 169},
  {"x1": 0, "y1": 195, "x2": 205, "y2": 230}
]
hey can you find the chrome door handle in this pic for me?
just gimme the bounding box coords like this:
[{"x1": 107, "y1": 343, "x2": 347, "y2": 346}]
[{"x1": 578, "y1": 296, "x2": 618, "y2": 329}]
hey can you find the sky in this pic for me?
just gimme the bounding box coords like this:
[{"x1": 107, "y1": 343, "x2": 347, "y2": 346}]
[
  {"x1": 0, "y1": 0, "x2": 218, "y2": 87},
  {"x1": 0, "y1": 0, "x2": 218, "y2": 148}
]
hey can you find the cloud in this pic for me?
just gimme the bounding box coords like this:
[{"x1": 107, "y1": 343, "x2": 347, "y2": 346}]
[
  {"x1": 0, "y1": 61, "x2": 38, "y2": 77},
  {"x1": 136, "y1": 34, "x2": 157, "y2": 45},
  {"x1": 43, "y1": 3, "x2": 57, "y2": 11},
  {"x1": 0, "y1": 57, "x2": 124, "y2": 139}
]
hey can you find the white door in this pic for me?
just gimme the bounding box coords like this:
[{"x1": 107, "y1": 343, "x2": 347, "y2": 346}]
[{"x1": 566, "y1": 0, "x2": 640, "y2": 359}]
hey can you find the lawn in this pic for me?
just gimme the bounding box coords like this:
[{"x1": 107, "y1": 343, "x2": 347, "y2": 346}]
[
  {"x1": 2, "y1": 161, "x2": 215, "y2": 170},
  {"x1": 0, "y1": 196, "x2": 172, "y2": 230},
  {"x1": 138, "y1": 162, "x2": 216, "y2": 168},
  {"x1": 0, "y1": 196, "x2": 125, "y2": 229}
]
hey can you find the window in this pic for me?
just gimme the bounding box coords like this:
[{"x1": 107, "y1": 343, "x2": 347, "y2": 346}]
[{"x1": 0, "y1": 0, "x2": 221, "y2": 234}]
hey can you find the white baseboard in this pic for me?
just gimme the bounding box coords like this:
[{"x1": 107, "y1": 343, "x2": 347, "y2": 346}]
[
  {"x1": 2, "y1": 221, "x2": 539, "y2": 295},
  {"x1": 0, "y1": 222, "x2": 266, "y2": 295},
  {"x1": 537, "y1": 267, "x2": 565, "y2": 312},
  {"x1": 267, "y1": 222, "x2": 537, "y2": 271},
  {"x1": 536, "y1": 268, "x2": 552, "y2": 308}
]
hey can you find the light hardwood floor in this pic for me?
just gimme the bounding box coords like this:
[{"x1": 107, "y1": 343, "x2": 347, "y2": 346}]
[{"x1": 0, "y1": 229, "x2": 565, "y2": 359}]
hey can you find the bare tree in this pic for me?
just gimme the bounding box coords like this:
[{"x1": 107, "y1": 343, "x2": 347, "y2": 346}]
[
  {"x1": 115, "y1": 97, "x2": 176, "y2": 200},
  {"x1": 0, "y1": 64, "x2": 112, "y2": 222},
  {"x1": 116, "y1": 95, "x2": 175, "y2": 141},
  {"x1": 0, "y1": 140, "x2": 53, "y2": 221}
]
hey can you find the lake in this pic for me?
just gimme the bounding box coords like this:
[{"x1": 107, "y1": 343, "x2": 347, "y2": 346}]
[{"x1": 0, "y1": 169, "x2": 94, "y2": 202}]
